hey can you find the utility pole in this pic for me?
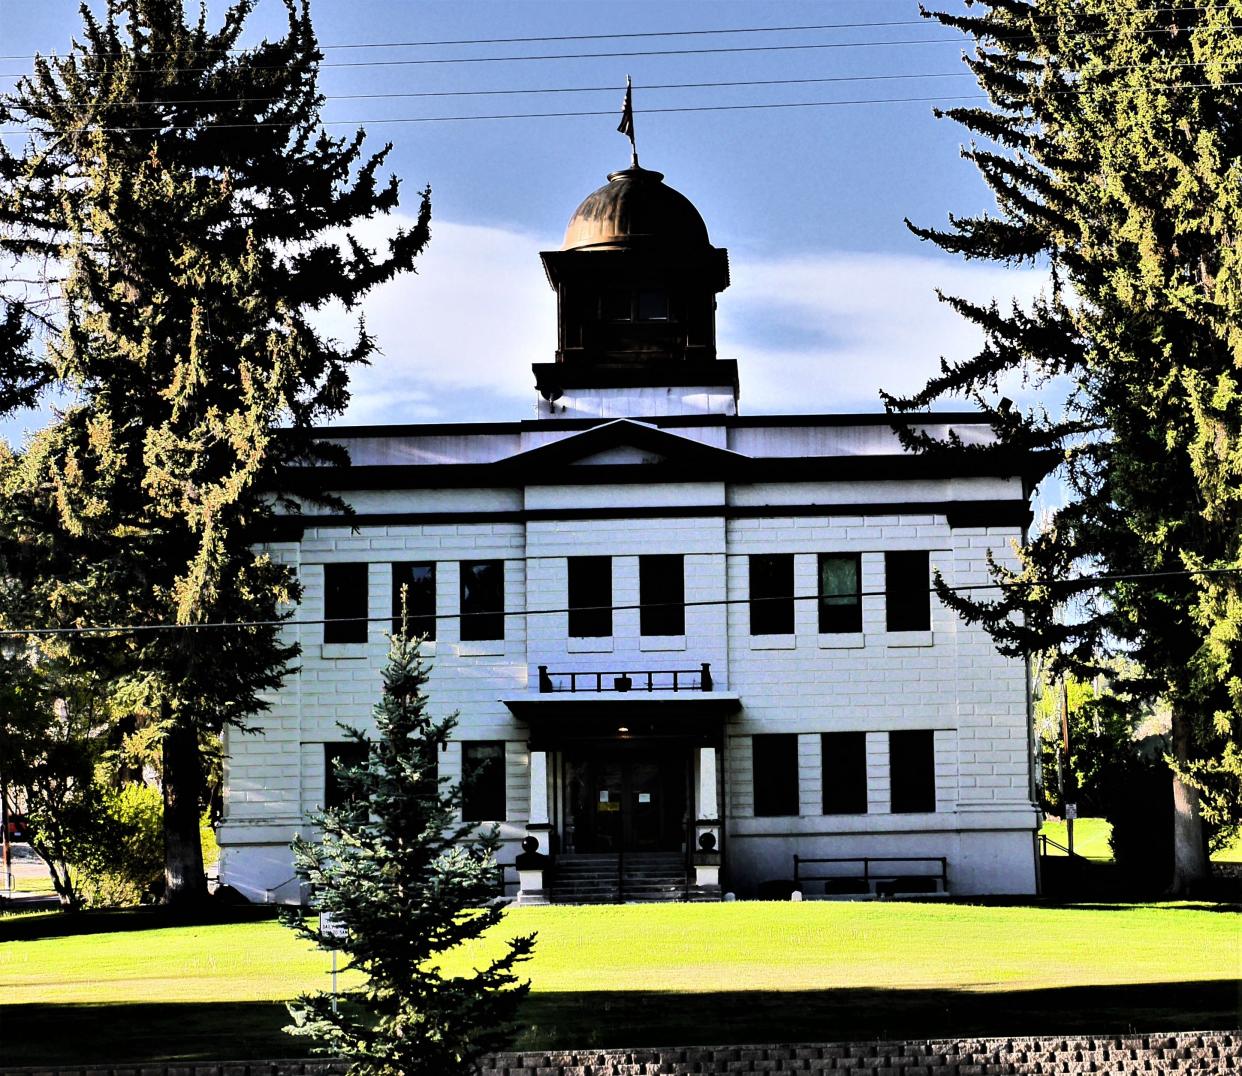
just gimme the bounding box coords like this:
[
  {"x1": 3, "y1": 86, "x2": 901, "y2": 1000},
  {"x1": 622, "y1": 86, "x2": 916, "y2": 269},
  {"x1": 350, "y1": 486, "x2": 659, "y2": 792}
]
[
  {"x1": 1060, "y1": 677, "x2": 1076, "y2": 856},
  {"x1": 0, "y1": 751, "x2": 11, "y2": 894}
]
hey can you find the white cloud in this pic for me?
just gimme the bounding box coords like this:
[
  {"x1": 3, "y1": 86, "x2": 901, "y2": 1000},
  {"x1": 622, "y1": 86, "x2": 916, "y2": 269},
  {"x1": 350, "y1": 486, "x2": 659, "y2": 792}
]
[
  {"x1": 718, "y1": 251, "x2": 1053, "y2": 414},
  {"x1": 314, "y1": 215, "x2": 557, "y2": 426},
  {"x1": 328, "y1": 223, "x2": 1054, "y2": 423}
]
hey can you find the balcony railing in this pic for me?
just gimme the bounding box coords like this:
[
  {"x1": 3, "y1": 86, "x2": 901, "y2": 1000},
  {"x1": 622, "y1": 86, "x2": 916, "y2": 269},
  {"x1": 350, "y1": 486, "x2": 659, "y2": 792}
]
[{"x1": 537, "y1": 663, "x2": 713, "y2": 694}]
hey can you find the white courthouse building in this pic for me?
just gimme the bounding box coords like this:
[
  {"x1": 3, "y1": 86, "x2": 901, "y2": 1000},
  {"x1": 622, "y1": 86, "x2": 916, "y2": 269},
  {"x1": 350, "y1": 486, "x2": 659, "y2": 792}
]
[{"x1": 219, "y1": 160, "x2": 1043, "y2": 903}]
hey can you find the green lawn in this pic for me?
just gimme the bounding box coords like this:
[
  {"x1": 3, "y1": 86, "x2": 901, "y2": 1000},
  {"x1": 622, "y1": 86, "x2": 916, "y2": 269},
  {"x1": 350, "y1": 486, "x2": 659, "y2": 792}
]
[
  {"x1": 1039, "y1": 817, "x2": 1114, "y2": 860},
  {"x1": 1, "y1": 900, "x2": 1238, "y2": 1065}
]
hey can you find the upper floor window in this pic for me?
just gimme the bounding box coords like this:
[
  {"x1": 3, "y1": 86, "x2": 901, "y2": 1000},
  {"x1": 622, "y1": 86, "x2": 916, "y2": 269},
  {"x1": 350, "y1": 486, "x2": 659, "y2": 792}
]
[
  {"x1": 461, "y1": 741, "x2": 506, "y2": 822},
  {"x1": 640, "y1": 554, "x2": 685, "y2": 636},
  {"x1": 460, "y1": 560, "x2": 504, "y2": 641},
  {"x1": 323, "y1": 562, "x2": 368, "y2": 644},
  {"x1": 392, "y1": 562, "x2": 436, "y2": 641},
  {"x1": 601, "y1": 288, "x2": 669, "y2": 322},
  {"x1": 752, "y1": 733, "x2": 800, "y2": 817},
  {"x1": 749, "y1": 553, "x2": 794, "y2": 635},
  {"x1": 885, "y1": 550, "x2": 931, "y2": 632},
  {"x1": 568, "y1": 556, "x2": 612, "y2": 638},
  {"x1": 818, "y1": 553, "x2": 862, "y2": 634},
  {"x1": 890, "y1": 730, "x2": 936, "y2": 813}
]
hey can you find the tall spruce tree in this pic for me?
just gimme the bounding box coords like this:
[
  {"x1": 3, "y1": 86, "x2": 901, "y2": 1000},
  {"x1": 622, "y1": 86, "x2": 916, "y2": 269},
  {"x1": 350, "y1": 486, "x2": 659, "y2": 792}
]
[
  {"x1": 886, "y1": 0, "x2": 1242, "y2": 891},
  {"x1": 0, "y1": 0, "x2": 430, "y2": 904},
  {"x1": 284, "y1": 629, "x2": 535, "y2": 1076}
]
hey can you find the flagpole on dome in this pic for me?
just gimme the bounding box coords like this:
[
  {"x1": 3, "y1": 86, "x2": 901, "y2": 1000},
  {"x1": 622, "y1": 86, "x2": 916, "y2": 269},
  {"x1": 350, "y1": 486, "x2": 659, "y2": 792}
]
[{"x1": 618, "y1": 75, "x2": 638, "y2": 168}]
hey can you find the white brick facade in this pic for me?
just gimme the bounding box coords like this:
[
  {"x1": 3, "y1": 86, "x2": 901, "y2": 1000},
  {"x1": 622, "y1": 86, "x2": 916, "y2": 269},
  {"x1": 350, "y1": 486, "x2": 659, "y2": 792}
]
[{"x1": 219, "y1": 424, "x2": 1040, "y2": 900}]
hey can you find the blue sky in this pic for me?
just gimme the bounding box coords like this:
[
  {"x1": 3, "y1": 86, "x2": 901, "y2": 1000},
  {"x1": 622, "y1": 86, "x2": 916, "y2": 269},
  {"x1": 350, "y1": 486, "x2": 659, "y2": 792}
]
[{"x1": 0, "y1": 0, "x2": 1051, "y2": 432}]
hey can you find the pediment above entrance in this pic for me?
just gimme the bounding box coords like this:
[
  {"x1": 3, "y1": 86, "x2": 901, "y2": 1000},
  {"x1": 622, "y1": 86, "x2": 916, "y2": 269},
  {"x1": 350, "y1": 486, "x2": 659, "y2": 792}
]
[{"x1": 500, "y1": 418, "x2": 747, "y2": 472}]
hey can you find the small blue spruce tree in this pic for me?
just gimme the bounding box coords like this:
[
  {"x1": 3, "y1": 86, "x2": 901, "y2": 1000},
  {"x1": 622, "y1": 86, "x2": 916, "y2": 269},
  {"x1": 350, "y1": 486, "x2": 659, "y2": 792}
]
[{"x1": 283, "y1": 626, "x2": 534, "y2": 1074}]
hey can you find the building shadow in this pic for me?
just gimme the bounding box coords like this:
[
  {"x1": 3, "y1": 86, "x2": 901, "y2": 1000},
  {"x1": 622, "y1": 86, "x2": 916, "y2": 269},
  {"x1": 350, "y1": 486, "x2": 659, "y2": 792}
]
[{"x1": 2, "y1": 980, "x2": 1237, "y2": 1067}]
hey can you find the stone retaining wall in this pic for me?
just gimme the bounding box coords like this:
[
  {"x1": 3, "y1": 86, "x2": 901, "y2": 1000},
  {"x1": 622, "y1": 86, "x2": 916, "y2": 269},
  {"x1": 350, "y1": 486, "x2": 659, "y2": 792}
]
[{"x1": 3, "y1": 1031, "x2": 1237, "y2": 1075}]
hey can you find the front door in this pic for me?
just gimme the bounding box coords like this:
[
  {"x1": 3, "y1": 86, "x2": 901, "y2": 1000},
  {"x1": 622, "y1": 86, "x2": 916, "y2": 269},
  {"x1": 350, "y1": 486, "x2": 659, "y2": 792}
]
[{"x1": 564, "y1": 750, "x2": 687, "y2": 853}]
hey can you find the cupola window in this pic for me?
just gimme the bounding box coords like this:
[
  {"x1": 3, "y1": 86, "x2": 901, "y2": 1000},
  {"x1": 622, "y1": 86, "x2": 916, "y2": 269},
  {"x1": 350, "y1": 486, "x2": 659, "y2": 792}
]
[{"x1": 599, "y1": 288, "x2": 670, "y2": 322}]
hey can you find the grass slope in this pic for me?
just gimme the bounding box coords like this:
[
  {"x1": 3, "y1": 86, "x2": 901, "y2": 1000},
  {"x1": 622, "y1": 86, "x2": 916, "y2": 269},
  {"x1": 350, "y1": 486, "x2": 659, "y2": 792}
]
[{"x1": 0, "y1": 900, "x2": 1238, "y2": 1065}]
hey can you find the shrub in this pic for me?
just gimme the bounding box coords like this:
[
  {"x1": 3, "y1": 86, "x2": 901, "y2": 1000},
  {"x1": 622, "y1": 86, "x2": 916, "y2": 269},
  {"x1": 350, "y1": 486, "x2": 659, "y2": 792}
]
[{"x1": 75, "y1": 783, "x2": 165, "y2": 908}]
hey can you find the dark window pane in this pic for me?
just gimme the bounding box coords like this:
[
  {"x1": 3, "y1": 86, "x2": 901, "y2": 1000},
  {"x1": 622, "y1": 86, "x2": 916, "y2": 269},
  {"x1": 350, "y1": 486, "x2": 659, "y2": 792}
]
[
  {"x1": 324, "y1": 562, "x2": 368, "y2": 644},
  {"x1": 885, "y1": 550, "x2": 931, "y2": 632},
  {"x1": 753, "y1": 733, "x2": 800, "y2": 817},
  {"x1": 749, "y1": 554, "x2": 794, "y2": 635},
  {"x1": 822, "y1": 732, "x2": 868, "y2": 814},
  {"x1": 818, "y1": 553, "x2": 862, "y2": 633},
  {"x1": 890, "y1": 730, "x2": 936, "y2": 813},
  {"x1": 640, "y1": 554, "x2": 685, "y2": 636},
  {"x1": 460, "y1": 560, "x2": 504, "y2": 641},
  {"x1": 324, "y1": 741, "x2": 369, "y2": 809},
  {"x1": 462, "y1": 741, "x2": 506, "y2": 822},
  {"x1": 392, "y1": 562, "x2": 436, "y2": 641},
  {"x1": 601, "y1": 290, "x2": 631, "y2": 320},
  {"x1": 567, "y1": 556, "x2": 612, "y2": 637},
  {"x1": 636, "y1": 289, "x2": 669, "y2": 321}
]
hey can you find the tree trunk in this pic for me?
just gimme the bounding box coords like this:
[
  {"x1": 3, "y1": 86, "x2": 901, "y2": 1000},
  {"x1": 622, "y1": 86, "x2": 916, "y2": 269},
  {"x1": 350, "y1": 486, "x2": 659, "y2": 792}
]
[
  {"x1": 1168, "y1": 707, "x2": 1210, "y2": 895},
  {"x1": 162, "y1": 715, "x2": 207, "y2": 907}
]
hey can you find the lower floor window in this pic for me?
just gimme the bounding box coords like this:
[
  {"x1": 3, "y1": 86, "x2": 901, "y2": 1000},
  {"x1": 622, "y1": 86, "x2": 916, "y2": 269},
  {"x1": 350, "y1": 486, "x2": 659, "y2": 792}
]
[
  {"x1": 324, "y1": 741, "x2": 369, "y2": 809},
  {"x1": 752, "y1": 733, "x2": 800, "y2": 817},
  {"x1": 822, "y1": 731, "x2": 868, "y2": 814},
  {"x1": 889, "y1": 729, "x2": 936, "y2": 813},
  {"x1": 462, "y1": 741, "x2": 506, "y2": 821}
]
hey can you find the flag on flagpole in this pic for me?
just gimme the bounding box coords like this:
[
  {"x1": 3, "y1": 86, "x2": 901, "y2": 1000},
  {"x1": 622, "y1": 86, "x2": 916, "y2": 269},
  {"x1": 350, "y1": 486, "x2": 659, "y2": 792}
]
[{"x1": 617, "y1": 75, "x2": 637, "y2": 166}]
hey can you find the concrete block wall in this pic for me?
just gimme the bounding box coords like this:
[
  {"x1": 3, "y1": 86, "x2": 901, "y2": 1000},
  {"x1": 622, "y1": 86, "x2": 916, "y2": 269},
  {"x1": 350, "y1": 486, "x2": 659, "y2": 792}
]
[
  {"x1": 6, "y1": 1031, "x2": 1235, "y2": 1075},
  {"x1": 219, "y1": 517, "x2": 532, "y2": 901},
  {"x1": 721, "y1": 511, "x2": 1036, "y2": 896},
  {"x1": 220, "y1": 477, "x2": 1038, "y2": 900},
  {"x1": 524, "y1": 514, "x2": 729, "y2": 691}
]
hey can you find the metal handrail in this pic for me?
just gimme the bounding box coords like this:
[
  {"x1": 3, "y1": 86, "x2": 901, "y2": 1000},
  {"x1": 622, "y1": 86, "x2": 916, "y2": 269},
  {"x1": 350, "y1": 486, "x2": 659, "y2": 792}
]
[
  {"x1": 538, "y1": 663, "x2": 713, "y2": 694},
  {"x1": 1038, "y1": 833, "x2": 1090, "y2": 861},
  {"x1": 793, "y1": 854, "x2": 949, "y2": 892}
]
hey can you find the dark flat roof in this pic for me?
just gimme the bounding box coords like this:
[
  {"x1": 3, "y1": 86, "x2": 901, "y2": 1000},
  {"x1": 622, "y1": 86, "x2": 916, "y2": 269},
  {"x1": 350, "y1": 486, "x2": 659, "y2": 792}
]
[{"x1": 314, "y1": 411, "x2": 996, "y2": 440}]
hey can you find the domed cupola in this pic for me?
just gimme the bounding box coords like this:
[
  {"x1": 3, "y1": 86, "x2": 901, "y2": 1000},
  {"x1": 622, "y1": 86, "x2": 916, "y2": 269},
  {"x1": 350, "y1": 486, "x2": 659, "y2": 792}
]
[
  {"x1": 535, "y1": 162, "x2": 735, "y2": 419},
  {"x1": 561, "y1": 165, "x2": 712, "y2": 252}
]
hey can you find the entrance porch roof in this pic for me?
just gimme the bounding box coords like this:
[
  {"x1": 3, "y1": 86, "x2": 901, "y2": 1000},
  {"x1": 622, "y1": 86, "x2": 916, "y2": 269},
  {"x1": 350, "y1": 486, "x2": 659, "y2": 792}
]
[{"x1": 501, "y1": 691, "x2": 740, "y2": 743}]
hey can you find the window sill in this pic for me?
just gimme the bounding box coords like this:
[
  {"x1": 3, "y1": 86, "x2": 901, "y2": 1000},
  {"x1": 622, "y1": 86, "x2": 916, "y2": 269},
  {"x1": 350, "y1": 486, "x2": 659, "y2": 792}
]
[
  {"x1": 640, "y1": 634, "x2": 687, "y2": 652},
  {"x1": 456, "y1": 640, "x2": 506, "y2": 657},
  {"x1": 884, "y1": 630, "x2": 934, "y2": 648},
  {"x1": 750, "y1": 634, "x2": 797, "y2": 650},
  {"x1": 319, "y1": 643, "x2": 370, "y2": 660},
  {"x1": 568, "y1": 636, "x2": 614, "y2": 654},
  {"x1": 818, "y1": 632, "x2": 865, "y2": 650}
]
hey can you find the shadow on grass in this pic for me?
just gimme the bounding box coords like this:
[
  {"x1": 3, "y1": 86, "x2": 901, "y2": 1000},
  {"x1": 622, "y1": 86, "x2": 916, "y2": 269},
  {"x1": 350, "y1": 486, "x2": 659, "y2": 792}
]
[
  {"x1": 2, "y1": 980, "x2": 1238, "y2": 1066},
  {"x1": 0, "y1": 903, "x2": 282, "y2": 943}
]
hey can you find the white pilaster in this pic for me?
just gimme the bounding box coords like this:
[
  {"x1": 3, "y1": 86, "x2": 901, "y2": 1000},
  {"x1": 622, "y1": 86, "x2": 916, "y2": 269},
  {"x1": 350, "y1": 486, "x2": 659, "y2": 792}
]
[
  {"x1": 528, "y1": 749, "x2": 549, "y2": 826},
  {"x1": 698, "y1": 745, "x2": 718, "y2": 820}
]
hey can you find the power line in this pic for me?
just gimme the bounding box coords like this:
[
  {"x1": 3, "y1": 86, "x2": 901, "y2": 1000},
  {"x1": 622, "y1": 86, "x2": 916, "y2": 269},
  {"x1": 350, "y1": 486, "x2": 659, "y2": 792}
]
[
  {"x1": 0, "y1": 35, "x2": 967, "y2": 79},
  {"x1": 0, "y1": 21, "x2": 933, "y2": 63},
  {"x1": 2, "y1": 566, "x2": 1236, "y2": 639},
  {"x1": 0, "y1": 58, "x2": 1222, "y2": 113},
  {"x1": 2, "y1": 79, "x2": 1235, "y2": 137},
  {"x1": 20, "y1": 71, "x2": 980, "y2": 111},
  {"x1": 0, "y1": 6, "x2": 1226, "y2": 63}
]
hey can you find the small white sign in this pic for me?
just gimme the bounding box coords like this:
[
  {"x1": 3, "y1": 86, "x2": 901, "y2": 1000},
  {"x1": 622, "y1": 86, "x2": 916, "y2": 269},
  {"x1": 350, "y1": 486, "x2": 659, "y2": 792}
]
[
  {"x1": 637, "y1": 793, "x2": 652, "y2": 803},
  {"x1": 319, "y1": 911, "x2": 347, "y2": 941},
  {"x1": 599, "y1": 790, "x2": 610, "y2": 803},
  {"x1": 1065, "y1": 803, "x2": 1078, "y2": 820}
]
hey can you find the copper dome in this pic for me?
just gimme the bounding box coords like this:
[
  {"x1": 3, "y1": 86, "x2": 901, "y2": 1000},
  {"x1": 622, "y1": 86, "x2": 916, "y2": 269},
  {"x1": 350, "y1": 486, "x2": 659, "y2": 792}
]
[{"x1": 561, "y1": 166, "x2": 711, "y2": 251}]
